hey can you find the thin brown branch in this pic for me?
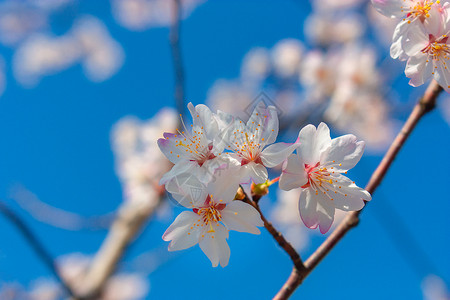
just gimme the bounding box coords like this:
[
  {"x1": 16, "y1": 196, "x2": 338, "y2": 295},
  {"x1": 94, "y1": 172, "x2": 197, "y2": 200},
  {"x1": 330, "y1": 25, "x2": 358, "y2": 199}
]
[
  {"x1": 241, "y1": 191, "x2": 306, "y2": 272},
  {"x1": 170, "y1": 0, "x2": 186, "y2": 119},
  {"x1": 0, "y1": 200, "x2": 77, "y2": 298},
  {"x1": 12, "y1": 187, "x2": 113, "y2": 231},
  {"x1": 273, "y1": 80, "x2": 443, "y2": 300}
]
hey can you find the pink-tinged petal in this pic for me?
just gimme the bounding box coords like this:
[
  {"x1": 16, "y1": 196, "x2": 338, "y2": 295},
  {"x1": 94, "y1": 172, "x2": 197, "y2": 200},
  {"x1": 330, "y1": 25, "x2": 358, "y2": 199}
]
[
  {"x1": 159, "y1": 161, "x2": 196, "y2": 185},
  {"x1": 371, "y1": 0, "x2": 405, "y2": 18},
  {"x1": 163, "y1": 211, "x2": 200, "y2": 251},
  {"x1": 260, "y1": 142, "x2": 298, "y2": 168},
  {"x1": 239, "y1": 162, "x2": 268, "y2": 185},
  {"x1": 404, "y1": 23, "x2": 429, "y2": 57},
  {"x1": 165, "y1": 173, "x2": 207, "y2": 207},
  {"x1": 221, "y1": 200, "x2": 263, "y2": 234},
  {"x1": 298, "y1": 188, "x2": 319, "y2": 229},
  {"x1": 406, "y1": 55, "x2": 432, "y2": 87},
  {"x1": 316, "y1": 200, "x2": 335, "y2": 234},
  {"x1": 297, "y1": 123, "x2": 332, "y2": 165},
  {"x1": 279, "y1": 153, "x2": 308, "y2": 191},
  {"x1": 320, "y1": 135, "x2": 365, "y2": 172},
  {"x1": 157, "y1": 133, "x2": 188, "y2": 164},
  {"x1": 199, "y1": 225, "x2": 230, "y2": 267}
]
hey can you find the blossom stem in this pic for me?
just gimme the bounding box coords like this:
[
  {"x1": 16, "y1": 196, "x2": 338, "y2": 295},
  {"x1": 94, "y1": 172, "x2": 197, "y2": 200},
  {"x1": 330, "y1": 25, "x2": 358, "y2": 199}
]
[
  {"x1": 169, "y1": 0, "x2": 186, "y2": 120},
  {"x1": 273, "y1": 80, "x2": 443, "y2": 300},
  {"x1": 241, "y1": 192, "x2": 307, "y2": 272},
  {"x1": 0, "y1": 200, "x2": 77, "y2": 298},
  {"x1": 268, "y1": 177, "x2": 280, "y2": 186}
]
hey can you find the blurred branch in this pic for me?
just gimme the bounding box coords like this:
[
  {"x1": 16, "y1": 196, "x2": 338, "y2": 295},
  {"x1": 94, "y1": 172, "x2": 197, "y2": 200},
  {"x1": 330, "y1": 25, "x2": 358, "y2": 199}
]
[
  {"x1": 371, "y1": 191, "x2": 442, "y2": 280},
  {"x1": 12, "y1": 187, "x2": 114, "y2": 231},
  {"x1": 0, "y1": 200, "x2": 77, "y2": 298},
  {"x1": 240, "y1": 188, "x2": 307, "y2": 272},
  {"x1": 74, "y1": 197, "x2": 162, "y2": 299},
  {"x1": 274, "y1": 80, "x2": 443, "y2": 299},
  {"x1": 170, "y1": 0, "x2": 186, "y2": 119}
]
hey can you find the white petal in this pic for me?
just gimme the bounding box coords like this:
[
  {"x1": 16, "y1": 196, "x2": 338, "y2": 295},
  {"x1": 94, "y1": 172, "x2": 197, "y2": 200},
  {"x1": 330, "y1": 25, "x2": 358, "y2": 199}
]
[
  {"x1": 404, "y1": 22, "x2": 429, "y2": 57},
  {"x1": 424, "y1": 5, "x2": 446, "y2": 37},
  {"x1": 221, "y1": 200, "x2": 263, "y2": 234},
  {"x1": 320, "y1": 134, "x2": 365, "y2": 172},
  {"x1": 316, "y1": 199, "x2": 335, "y2": 234},
  {"x1": 206, "y1": 166, "x2": 241, "y2": 204},
  {"x1": 434, "y1": 59, "x2": 450, "y2": 91},
  {"x1": 189, "y1": 103, "x2": 220, "y2": 142},
  {"x1": 298, "y1": 188, "x2": 319, "y2": 229},
  {"x1": 297, "y1": 123, "x2": 331, "y2": 165},
  {"x1": 279, "y1": 153, "x2": 308, "y2": 191},
  {"x1": 330, "y1": 174, "x2": 372, "y2": 211},
  {"x1": 260, "y1": 142, "x2": 298, "y2": 168},
  {"x1": 157, "y1": 133, "x2": 188, "y2": 164},
  {"x1": 163, "y1": 211, "x2": 200, "y2": 251},
  {"x1": 391, "y1": 20, "x2": 409, "y2": 60},
  {"x1": 159, "y1": 161, "x2": 196, "y2": 185},
  {"x1": 165, "y1": 173, "x2": 207, "y2": 207},
  {"x1": 239, "y1": 162, "x2": 268, "y2": 184},
  {"x1": 247, "y1": 102, "x2": 279, "y2": 145},
  {"x1": 405, "y1": 55, "x2": 432, "y2": 87},
  {"x1": 199, "y1": 225, "x2": 230, "y2": 267},
  {"x1": 371, "y1": 0, "x2": 405, "y2": 18}
]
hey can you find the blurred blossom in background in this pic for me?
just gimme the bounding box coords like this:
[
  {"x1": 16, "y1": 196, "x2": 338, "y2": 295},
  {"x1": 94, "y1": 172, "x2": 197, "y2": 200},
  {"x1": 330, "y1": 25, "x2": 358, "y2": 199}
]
[
  {"x1": 13, "y1": 16, "x2": 124, "y2": 86},
  {"x1": 111, "y1": 0, "x2": 205, "y2": 31},
  {"x1": 0, "y1": 1, "x2": 449, "y2": 300}
]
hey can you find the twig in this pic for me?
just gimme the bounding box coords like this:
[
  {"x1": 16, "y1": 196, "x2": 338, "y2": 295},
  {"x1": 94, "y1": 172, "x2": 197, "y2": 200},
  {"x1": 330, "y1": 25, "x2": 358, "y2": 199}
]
[
  {"x1": 240, "y1": 189, "x2": 306, "y2": 272},
  {"x1": 0, "y1": 200, "x2": 77, "y2": 298},
  {"x1": 73, "y1": 198, "x2": 162, "y2": 299},
  {"x1": 12, "y1": 187, "x2": 114, "y2": 231},
  {"x1": 169, "y1": 0, "x2": 186, "y2": 119},
  {"x1": 273, "y1": 80, "x2": 443, "y2": 299}
]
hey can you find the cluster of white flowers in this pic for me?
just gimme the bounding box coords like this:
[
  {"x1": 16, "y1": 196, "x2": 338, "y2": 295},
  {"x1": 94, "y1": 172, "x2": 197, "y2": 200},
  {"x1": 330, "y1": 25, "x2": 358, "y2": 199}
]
[
  {"x1": 0, "y1": 0, "x2": 73, "y2": 47},
  {"x1": 159, "y1": 102, "x2": 371, "y2": 266},
  {"x1": 13, "y1": 16, "x2": 124, "y2": 87},
  {"x1": 372, "y1": 0, "x2": 450, "y2": 91},
  {"x1": 112, "y1": 108, "x2": 178, "y2": 209},
  {"x1": 208, "y1": 39, "x2": 396, "y2": 151},
  {"x1": 111, "y1": 0, "x2": 205, "y2": 31}
]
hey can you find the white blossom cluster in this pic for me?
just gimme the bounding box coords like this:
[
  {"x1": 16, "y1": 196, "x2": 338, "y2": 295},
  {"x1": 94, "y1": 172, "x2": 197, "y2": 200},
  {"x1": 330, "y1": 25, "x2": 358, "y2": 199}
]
[
  {"x1": 13, "y1": 16, "x2": 124, "y2": 87},
  {"x1": 158, "y1": 102, "x2": 371, "y2": 267},
  {"x1": 112, "y1": 108, "x2": 178, "y2": 209},
  {"x1": 372, "y1": 0, "x2": 450, "y2": 91},
  {"x1": 111, "y1": 0, "x2": 205, "y2": 31}
]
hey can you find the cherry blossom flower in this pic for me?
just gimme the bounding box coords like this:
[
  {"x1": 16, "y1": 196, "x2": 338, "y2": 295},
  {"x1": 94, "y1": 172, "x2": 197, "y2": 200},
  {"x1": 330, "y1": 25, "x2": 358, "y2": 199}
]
[
  {"x1": 402, "y1": 6, "x2": 450, "y2": 91},
  {"x1": 223, "y1": 102, "x2": 298, "y2": 186},
  {"x1": 371, "y1": 0, "x2": 448, "y2": 60},
  {"x1": 279, "y1": 123, "x2": 371, "y2": 233},
  {"x1": 158, "y1": 102, "x2": 234, "y2": 185},
  {"x1": 163, "y1": 171, "x2": 263, "y2": 267}
]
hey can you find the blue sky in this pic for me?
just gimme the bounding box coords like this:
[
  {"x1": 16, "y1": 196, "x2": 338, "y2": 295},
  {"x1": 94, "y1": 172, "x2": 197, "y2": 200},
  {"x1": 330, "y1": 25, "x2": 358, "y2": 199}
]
[{"x1": 0, "y1": 1, "x2": 449, "y2": 299}]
